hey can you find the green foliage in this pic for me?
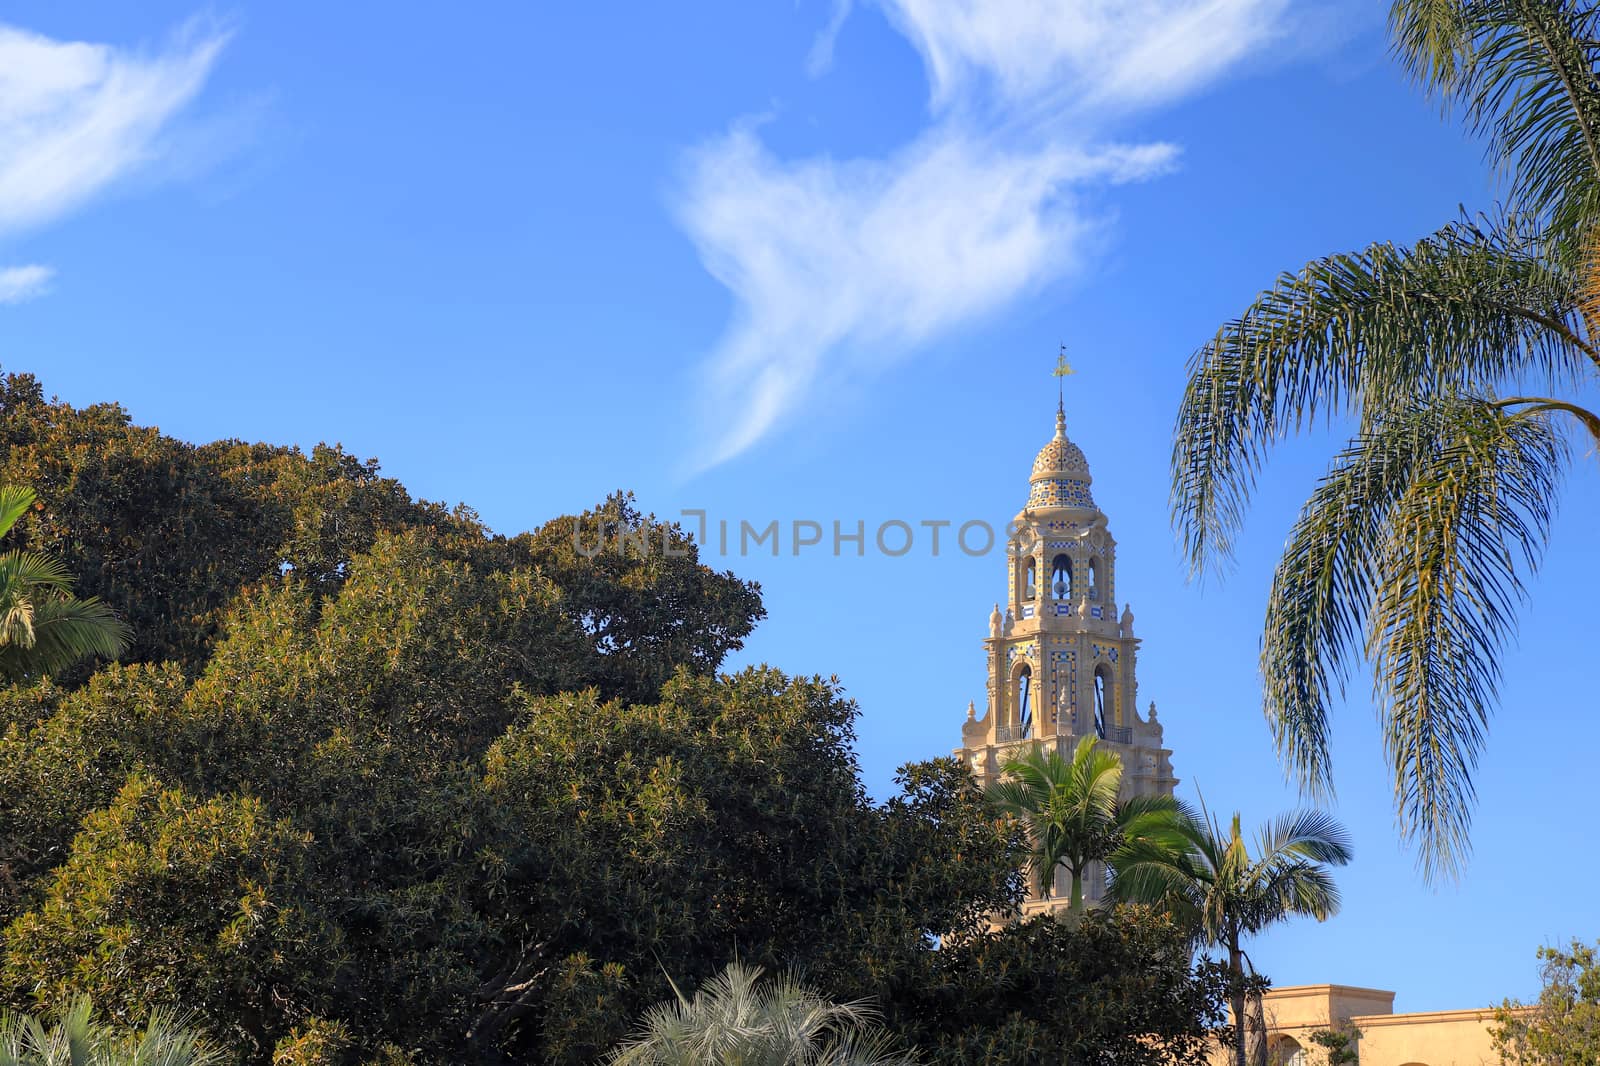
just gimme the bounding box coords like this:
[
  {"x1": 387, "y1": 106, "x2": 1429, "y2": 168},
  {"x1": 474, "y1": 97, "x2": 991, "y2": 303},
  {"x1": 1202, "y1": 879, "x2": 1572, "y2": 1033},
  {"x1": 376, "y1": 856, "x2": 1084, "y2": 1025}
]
[
  {"x1": 1113, "y1": 806, "x2": 1351, "y2": 1066},
  {"x1": 0, "y1": 996, "x2": 222, "y2": 1066},
  {"x1": 1309, "y1": 1025, "x2": 1360, "y2": 1064},
  {"x1": 0, "y1": 665, "x2": 191, "y2": 925},
  {"x1": 269, "y1": 1019, "x2": 352, "y2": 1066},
  {"x1": 986, "y1": 737, "x2": 1187, "y2": 915},
  {"x1": 607, "y1": 962, "x2": 917, "y2": 1066},
  {"x1": 0, "y1": 372, "x2": 449, "y2": 674},
  {"x1": 0, "y1": 486, "x2": 128, "y2": 684},
  {"x1": 0, "y1": 778, "x2": 338, "y2": 1061},
  {"x1": 0, "y1": 369, "x2": 1227, "y2": 1064},
  {"x1": 0, "y1": 373, "x2": 762, "y2": 687},
  {"x1": 1493, "y1": 939, "x2": 1600, "y2": 1064},
  {"x1": 1170, "y1": 1, "x2": 1600, "y2": 878},
  {"x1": 471, "y1": 671, "x2": 1023, "y2": 1064},
  {"x1": 1256, "y1": 393, "x2": 1566, "y2": 877},
  {"x1": 884, "y1": 905, "x2": 1230, "y2": 1066},
  {"x1": 605, "y1": 910, "x2": 1227, "y2": 1066},
  {"x1": 510, "y1": 493, "x2": 766, "y2": 705}
]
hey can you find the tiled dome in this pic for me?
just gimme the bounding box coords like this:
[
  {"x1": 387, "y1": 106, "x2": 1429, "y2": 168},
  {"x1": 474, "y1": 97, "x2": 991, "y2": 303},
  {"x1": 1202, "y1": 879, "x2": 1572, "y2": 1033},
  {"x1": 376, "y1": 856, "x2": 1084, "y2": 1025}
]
[
  {"x1": 1031, "y1": 434, "x2": 1090, "y2": 479},
  {"x1": 1027, "y1": 408, "x2": 1095, "y2": 509}
]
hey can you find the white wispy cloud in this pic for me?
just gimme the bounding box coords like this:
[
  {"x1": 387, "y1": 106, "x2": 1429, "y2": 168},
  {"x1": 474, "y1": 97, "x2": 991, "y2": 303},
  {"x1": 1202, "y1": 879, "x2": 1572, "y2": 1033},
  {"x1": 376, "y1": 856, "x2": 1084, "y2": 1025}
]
[
  {"x1": 0, "y1": 16, "x2": 229, "y2": 296},
  {"x1": 0, "y1": 264, "x2": 54, "y2": 304},
  {"x1": 882, "y1": 0, "x2": 1285, "y2": 112},
  {"x1": 805, "y1": 0, "x2": 856, "y2": 77},
  {"x1": 677, "y1": 0, "x2": 1287, "y2": 470}
]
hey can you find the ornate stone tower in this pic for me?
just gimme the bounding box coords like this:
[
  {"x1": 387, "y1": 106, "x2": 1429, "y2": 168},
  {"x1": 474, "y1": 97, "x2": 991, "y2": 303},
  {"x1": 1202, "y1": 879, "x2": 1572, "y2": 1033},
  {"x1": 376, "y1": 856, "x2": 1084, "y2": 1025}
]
[{"x1": 957, "y1": 400, "x2": 1178, "y2": 916}]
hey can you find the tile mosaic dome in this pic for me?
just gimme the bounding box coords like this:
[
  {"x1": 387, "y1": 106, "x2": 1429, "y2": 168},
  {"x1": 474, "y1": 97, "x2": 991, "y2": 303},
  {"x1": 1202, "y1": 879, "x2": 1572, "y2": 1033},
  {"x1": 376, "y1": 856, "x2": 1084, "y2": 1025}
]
[{"x1": 1027, "y1": 408, "x2": 1095, "y2": 509}]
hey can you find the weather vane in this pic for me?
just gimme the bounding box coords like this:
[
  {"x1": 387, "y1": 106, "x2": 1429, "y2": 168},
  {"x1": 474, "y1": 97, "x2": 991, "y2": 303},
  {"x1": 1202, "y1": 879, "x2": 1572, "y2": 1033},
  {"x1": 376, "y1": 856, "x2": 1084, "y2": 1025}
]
[{"x1": 1052, "y1": 344, "x2": 1075, "y2": 407}]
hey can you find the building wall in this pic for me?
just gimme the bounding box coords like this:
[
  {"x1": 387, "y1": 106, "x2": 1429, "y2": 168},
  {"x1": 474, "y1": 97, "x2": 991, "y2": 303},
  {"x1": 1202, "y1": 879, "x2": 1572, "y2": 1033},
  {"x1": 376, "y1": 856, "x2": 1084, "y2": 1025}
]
[
  {"x1": 1204, "y1": 986, "x2": 1502, "y2": 1065},
  {"x1": 1349, "y1": 1007, "x2": 1501, "y2": 1066}
]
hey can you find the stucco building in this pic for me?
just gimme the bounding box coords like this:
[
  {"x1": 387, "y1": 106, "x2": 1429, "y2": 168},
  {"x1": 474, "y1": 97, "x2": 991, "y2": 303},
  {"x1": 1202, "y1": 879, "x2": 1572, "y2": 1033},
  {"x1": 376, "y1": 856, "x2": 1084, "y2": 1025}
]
[
  {"x1": 1212, "y1": 984, "x2": 1506, "y2": 1065},
  {"x1": 955, "y1": 401, "x2": 1502, "y2": 1064}
]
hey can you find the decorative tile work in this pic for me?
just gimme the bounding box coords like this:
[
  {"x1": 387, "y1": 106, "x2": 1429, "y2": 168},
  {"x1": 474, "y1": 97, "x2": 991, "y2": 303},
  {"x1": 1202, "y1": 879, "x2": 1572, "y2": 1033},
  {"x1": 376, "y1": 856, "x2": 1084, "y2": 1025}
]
[
  {"x1": 1028, "y1": 478, "x2": 1095, "y2": 508},
  {"x1": 1091, "y1": 643, "x2": 1119, "y2": 663},
  {"x1": 1031, "y1": 436, "x2": 1091, "y2": 478},
  {"x1": 1006, "y1": 640, "x2": 1038, "y2": 665}
]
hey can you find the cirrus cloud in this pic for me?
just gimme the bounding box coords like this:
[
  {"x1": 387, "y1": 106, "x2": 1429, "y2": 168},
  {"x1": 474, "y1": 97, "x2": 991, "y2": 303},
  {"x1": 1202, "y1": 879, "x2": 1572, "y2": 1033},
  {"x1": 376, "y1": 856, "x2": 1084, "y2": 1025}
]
[
  {"x1": 676, "y1": 0, "x2": 1288, "y2": 471},
  {"x1": 0, "y1": 264, "x2": 53, "y2": 304},
  {"x1": 0, "y1": 16, "x2": 229, "y2": 297}
]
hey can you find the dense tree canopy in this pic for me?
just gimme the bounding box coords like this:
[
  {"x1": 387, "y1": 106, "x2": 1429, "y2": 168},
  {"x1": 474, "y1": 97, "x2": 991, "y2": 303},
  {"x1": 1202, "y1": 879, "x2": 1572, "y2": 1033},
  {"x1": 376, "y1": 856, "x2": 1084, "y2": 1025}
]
[
  {"x1": 0, "y1": 369, "x2": 1229, "y2": 1064},
  {"x1": 0, "y1": 369, "x2": 763, "y2": 692}
]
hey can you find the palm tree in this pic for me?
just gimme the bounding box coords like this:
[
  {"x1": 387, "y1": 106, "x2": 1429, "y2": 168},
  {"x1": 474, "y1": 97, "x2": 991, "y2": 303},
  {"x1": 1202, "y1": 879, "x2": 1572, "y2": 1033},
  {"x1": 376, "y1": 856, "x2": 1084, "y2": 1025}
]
[
  {"x1": 1171, "y1": 0, "x2": 1600, "y2": 881},
  {"x1": 0, "y1": 486, "x2": 128, "y2": 683},
  {"x1": 606, "y1": 961, "x2": 919, "y2": 1066},
  {"x1": 1113, "y1": 807, "x2": 1353, "y2": 1066},
  {"x1": 985, "y1": 735, "x2": 1187, "y2": 918},
  {"x1": 0, "y1": 996, "x2": 222, "y2": 1066}
]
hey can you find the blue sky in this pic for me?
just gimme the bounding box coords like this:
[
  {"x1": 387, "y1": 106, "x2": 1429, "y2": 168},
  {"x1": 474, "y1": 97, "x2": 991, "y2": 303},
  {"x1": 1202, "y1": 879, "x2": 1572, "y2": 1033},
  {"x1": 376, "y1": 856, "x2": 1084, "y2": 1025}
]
[{"x1": 3, "y1": 1, "x2": 1596, "y2": 1013}]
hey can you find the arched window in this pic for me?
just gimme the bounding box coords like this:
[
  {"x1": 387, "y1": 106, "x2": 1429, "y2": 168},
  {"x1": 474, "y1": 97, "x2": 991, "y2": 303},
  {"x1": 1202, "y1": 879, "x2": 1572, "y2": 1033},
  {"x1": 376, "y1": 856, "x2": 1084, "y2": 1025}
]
[
  {"x1": 1023, "y1": 557, "x2": 1037, "y2": 600},
  {"x1": 1050, "y1": 554, "x2": 1072, "y2": 600},
  {"x1": 1093, "y1": 664, "x2": 1112, "y2": 738},
  {"x1": 1088, "y1": 556, "x2": 1101, "y2": 600},
  {"x1": 1268, "y1": 1036, "x2": 1307, "y2": 1066},
  {"x1": 1016, "y1": 665, "x2": 1033, "y2": 739}
]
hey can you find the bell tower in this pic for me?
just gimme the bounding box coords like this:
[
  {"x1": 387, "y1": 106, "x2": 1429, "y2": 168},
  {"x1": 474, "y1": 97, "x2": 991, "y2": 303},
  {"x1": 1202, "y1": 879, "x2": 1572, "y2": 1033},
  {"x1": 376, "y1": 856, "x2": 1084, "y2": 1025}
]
[{"x1": 957, "y1": 396, "x2": 1178, "y2": 915}]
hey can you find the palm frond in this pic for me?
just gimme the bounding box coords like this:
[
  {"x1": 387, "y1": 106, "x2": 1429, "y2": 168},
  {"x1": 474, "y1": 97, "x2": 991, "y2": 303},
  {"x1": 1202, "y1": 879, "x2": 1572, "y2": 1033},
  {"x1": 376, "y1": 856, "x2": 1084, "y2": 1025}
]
[
  {"x1": 608, "y1": 962, "x2": 915, "y2": 1066},
  {"x1": 1259, "y1": 393, "x2": 1564, "y2": 876},
  {"x1": 1256, "y1": 810, "x2": 1355, "y2": 868},
  {"x1": 0, "y1": 486, "x2": 33, "y2": 544},
  {"x1": 1396, "y1": 0, "x2": 1600, "y2": 256},
  {"x1": 1369, "y1": 397, "x2": 1565, "y2": 879},
  {"x1": 1391, "y1": 0, "x2": 1473, "y2": 88},
  {"x1": 1172, "y1": 218, "x2": 1588, "y2": 575},
  {"x1": 0, "y1": 998, "x2": 220, "y2": 1066},
  {"x1": 0, "y1": 595, "x2": 131, "y2": 683}
]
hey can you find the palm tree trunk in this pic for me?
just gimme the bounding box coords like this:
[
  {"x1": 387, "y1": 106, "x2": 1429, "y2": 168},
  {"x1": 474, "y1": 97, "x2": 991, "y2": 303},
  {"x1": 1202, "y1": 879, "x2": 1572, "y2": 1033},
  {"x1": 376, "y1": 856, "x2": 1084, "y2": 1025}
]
[
  {"x1": 1069, "y1": 868, "x2": 1084, "y2": 915},
  {"x1": 1249, "y1": 990, "x2": 1269, "y2": 1066},
  {"x1": 1228, "y1": 942, "x2": 1248, "y2": 1066}
]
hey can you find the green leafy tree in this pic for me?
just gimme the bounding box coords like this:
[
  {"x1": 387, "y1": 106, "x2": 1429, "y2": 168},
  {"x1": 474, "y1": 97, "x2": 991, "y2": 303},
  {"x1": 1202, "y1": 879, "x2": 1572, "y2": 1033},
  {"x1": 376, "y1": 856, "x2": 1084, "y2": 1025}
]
[
  {"x1": 1305, "y1": 1024, "x2": 1356, "y2": 1062},
  {"x1": 0, "y1": 777, "x2": 340, "y2": 1062},
  {"x1": 885, "y1": 905, "x2": 1231, "y2": 1066},
  {"x1": 0, "y1": 369, "x2": 1229, "y2": 1065},
  {"x1": 1309, "y1": 1025, "x2": 1361, "y2": 1065},
  {"x1": 1170, "y1": 0, "x2": 1600, "y2": 879},
  {"x1": 1113, "y1": 807, "x2": 1352, "y2": 1066},
  {"x1": 0, "y1": 487, "x2": 127, "y2": 684},
  {"x1": 0, "y1": 665, "x2": 190, "y2": 925},
  {"x1": 607, "y1": 962, "x2": 917, "y2": 1066},
  {"x1": 1493, "y1": 939, "x2": 1600, "y2": 1064},
  {"x1": 0, "y1": 372, "x2": 450, "y2": 674},
  {"x1": 511, "y1": 491, "x2": 766, "y2": 704},
  {"x1": 986, "y1": 736, "x2": 1187, "y2": 916},
  {"x1": 268, "y1": 1018, "x2": 353, "y2": 1066},
  {"x1": 0, "y1": 372, "x2": 763, "y2": 688},
  {"x1": 472, "y1": 670, "x2": 1021, "y2": 1064},
  {"x1": 0, "y1": 997, "x2": 222, "y2": 1066}
]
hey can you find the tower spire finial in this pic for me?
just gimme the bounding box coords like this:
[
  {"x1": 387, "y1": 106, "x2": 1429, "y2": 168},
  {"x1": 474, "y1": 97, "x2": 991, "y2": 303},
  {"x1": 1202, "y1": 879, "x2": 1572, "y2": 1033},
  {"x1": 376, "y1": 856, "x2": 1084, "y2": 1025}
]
[{"x1": 1052, "y1": 344, "x2": 1074, "y2": 435}]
